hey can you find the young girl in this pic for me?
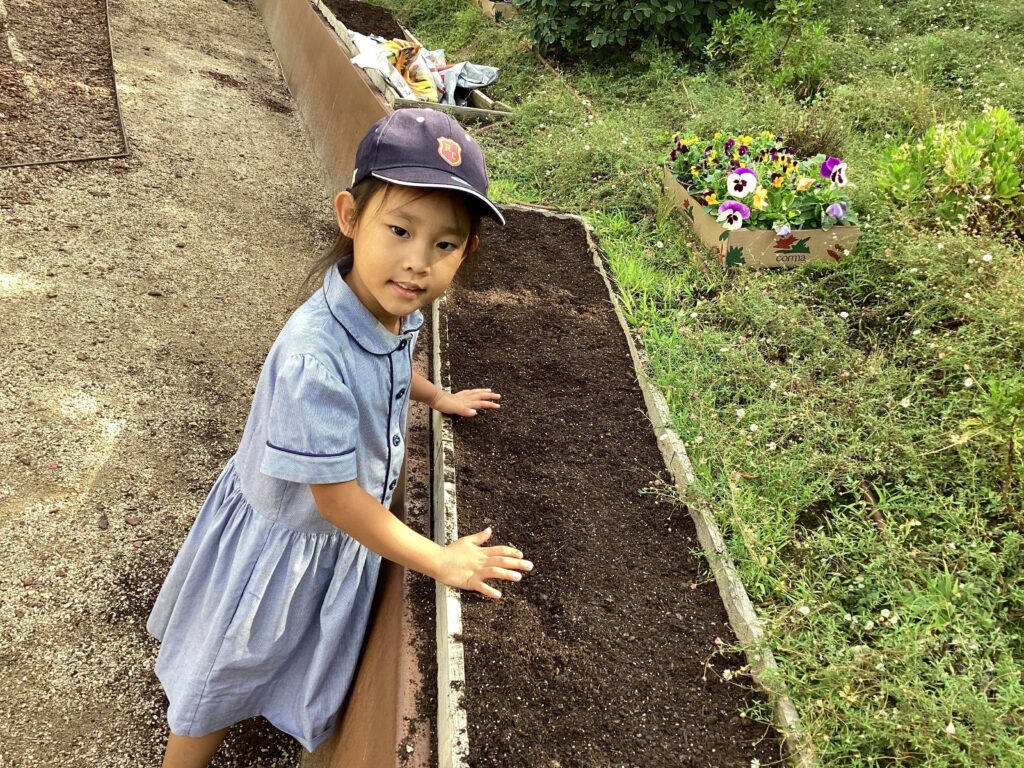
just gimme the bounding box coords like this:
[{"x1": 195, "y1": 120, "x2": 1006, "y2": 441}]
[{"x1": 146, "y1": 109, "x2": 533, "y2": 767}]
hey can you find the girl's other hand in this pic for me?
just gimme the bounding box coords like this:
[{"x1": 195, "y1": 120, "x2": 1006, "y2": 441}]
[
  {"x1": 439, "y1": 527, "x2": 532, "y2": 599},
  {"x1": 433, "y1": 387, "x2": 501, "y2": 417}
]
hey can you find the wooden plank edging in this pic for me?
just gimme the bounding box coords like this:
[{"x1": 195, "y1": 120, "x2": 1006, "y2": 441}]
[
  {"x1": 431, "y1": 297, "x2": 471, "y2": 768},
  {"x1": 433, "y1": 201, "x2": 816, "y2": 767}
]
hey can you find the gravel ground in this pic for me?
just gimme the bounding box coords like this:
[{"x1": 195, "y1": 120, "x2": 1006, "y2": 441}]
[{"x1": 0, "y1": 0, "x2": 341, "y2": 764}]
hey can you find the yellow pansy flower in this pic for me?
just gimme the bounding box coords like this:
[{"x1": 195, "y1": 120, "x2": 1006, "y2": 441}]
[
  {"x1": 691, "y1": 165, "x2": 700, "y2": 176},
  {"x1": 796, "y1": 176, "x2": 815, "y2": 191},
  {"x1": 751, "y1": 187, "x2": 768, "y2": 210},
  {"x1": 771, "y1": 175, "x2": 784, "y2": 188},
  {"x1": 705, "y1": 192, "x2": 718, "y2": 205},
  {"x1": 714, "y1": 131, "x2": 723, "y2": 140}
]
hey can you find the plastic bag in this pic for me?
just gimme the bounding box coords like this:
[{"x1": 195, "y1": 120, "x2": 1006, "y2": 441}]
[{"x1": 379, "y1": 40, "x2": 441, "y2": 103}]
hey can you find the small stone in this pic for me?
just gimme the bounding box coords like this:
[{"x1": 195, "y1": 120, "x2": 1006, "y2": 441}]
[
  {"x1": 17, "y1": 455, "x2": 31, "y2": 466},
  {"x1": 97, "y1": 514, "x2": 109, "y2": 530},
  {"x1": 46, "y1": 290, "x2": 58, "y2": 298},
  {"x1": 76, "y1": 352, "x2": 89, "y2": 361},
  {"x1": 87, "y1": 188, "x2": 110, "y2": 198},
  {"x1": 404, "y1": 744, "x2": 413, "y2": 753},
  {"x1": 125, "y1": 516, "x2": 141, "y2": 526},
  {"x1": 176, "y1": 242, "x2": 186, "y2": 248},
  {"x1": 147, "y1": 290, "x2": 164, "y2": 297},
  {"x1": 21, "y1": 577, "x2": 35, "y2": 587}
]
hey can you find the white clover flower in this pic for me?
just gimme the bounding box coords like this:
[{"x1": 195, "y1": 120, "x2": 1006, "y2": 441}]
[
  {"x1": 880, "y1": 608, "x2": 891, "y2": 619},
  {"x1": 899, "y1": 396, "x2": 912, "y2": 408},
  {"x1": 694, "y1": 435, "x2": 704, "y2": 444},
  {"x1": 798, "y1": 605, "x2": 811, "y2": 616},
  {"x1": 656, "y1": 240, "x2": 664, "y2": 249},
  {"x1": 736, "y1": 408, "x2": 746, "y2": 418},
  {"x1": 945, "y1": 722, "x2": 957, "y2": 735},
  {"x1": 722, "y1": 668, "x2": 734, "y2": 680},
  {"x1": 982, "y1": 253, "x2": 993, "y2": 262},
  {"x1": 751, "y1": 760, "x2": 761, "y2": 768},
  {"x1": 964, "y1": 377, "x2": 974, "y2": 388},
  {"x1": 769, "y1": 381, "x2": 779, "y2": 390},
  {"x1": 839, "y1": 311, "x2": 849, "y2": 319},
  {"x1": 689, "y1": 312, "x2": 698, "y2": 319},
  {"x1": 912, "y1": 329, "x2": 922, "y2": 336},
  {"x1": 864, "y1": 620, "x2": 875, "y2": 630},
  {"x1": 749, "y1": 424, "x2": 758, "y2": 432}
]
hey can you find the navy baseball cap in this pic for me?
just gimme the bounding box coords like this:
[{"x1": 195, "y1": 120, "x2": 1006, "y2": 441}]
[{"x1": 352, "y1": 108, "x2": 506, "y2": 225}]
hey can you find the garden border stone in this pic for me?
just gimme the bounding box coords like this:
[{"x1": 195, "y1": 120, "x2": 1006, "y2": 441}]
[{"x1": 431, "y1": 202, "x2": 817, "y2": 768}]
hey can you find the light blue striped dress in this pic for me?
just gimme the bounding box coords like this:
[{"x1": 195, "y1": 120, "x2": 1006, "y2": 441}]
[{"x1": 146, "y1": 263, "x2": 422, "y2": 750}]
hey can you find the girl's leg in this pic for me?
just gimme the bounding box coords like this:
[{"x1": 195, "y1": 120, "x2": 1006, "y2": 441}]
[{"x1": 161, "y1": 726, "x2": 230, "y2": 768}]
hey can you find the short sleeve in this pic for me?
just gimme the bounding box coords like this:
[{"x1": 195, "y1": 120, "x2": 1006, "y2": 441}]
[{"x1": 260, "y1": 354, "x2": 359, "y2": 484}]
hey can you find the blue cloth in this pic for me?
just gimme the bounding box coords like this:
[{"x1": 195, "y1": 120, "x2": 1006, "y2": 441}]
[{"x1": 146, "y1": 264, "x2": 423, "y2": 750}]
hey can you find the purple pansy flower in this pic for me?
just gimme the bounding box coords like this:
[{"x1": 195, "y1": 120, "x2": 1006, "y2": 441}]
[
  {"x1": 820, "y1": 156, "x2": 848, "y2": 186},
  {"x1": 670, "y1": 149, "x2": 678, "y2": 161},
  {"x1": 727, "y1": 167, "x2": 758, "y2": 198},
  {"x1": 717, "y1": 200, "x2": 751, "y2": 230},
  {"x1": 724, "y1": 138, "x2": 736, "y2": 152},
  {"x1": 826, "y1": 201, "x2": 847, "y2": 220},
  {"x1": 775, "y1": 224, "x2": 791, "y2": 236},
  {"x1": 738, "y1": 145, "x2": 748, "y2": 156}
]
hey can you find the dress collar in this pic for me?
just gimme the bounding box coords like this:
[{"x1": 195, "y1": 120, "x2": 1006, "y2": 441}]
[{"x1": 323, "y1": 263, "x2": 424, "y2": 356}]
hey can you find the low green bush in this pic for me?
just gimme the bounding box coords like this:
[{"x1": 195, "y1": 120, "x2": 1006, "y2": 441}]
[
  {"x1": 878, "y1": 106, "x2": 1024, "y2": 237},
  {"x1": 705, "y1": 0, "x2": 834, "y2": 99},
  {"x1": 517, "y1": 0, "x2": 774, "y2": 57}
]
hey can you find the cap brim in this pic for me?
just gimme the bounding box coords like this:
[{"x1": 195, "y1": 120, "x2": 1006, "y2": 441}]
[{"x1": 371, "y1": 169, "x2": 506, "y2": 226}]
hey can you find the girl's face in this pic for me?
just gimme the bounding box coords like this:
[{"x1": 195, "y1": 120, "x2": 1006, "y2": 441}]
[{"x1": 335, "y1": 184, "x2": 479, "y2": 333}]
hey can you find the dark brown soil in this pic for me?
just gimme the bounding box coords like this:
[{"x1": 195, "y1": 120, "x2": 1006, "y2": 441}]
[
  {"x1": 319, "y1": 0, "x2": 406, "y2": 39},
  {"x1": 0, "y1": 0, "x2": 124, "y2": 165},
  {"x1": 444, "y1": 209, "x2": 782, "y2": 768}
]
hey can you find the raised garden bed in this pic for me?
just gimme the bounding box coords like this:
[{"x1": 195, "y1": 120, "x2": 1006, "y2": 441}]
[
  {"x1": 431, "y1": 206, "x2": 800, "y2": 767},
  {"x1": 310, "y1": 0, "x2": 513, "y2": 121},
  {"x1": 0, "y1": 0, "x2": 125, "y2": 166}
]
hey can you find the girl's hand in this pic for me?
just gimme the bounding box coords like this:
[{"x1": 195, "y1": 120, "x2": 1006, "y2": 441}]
[
  {"x1": 432, "y1": 387, "x2": 501, "y2": 417},
  {"x1": 438, "y1": 527, "x2": 532, "y2": 599}
]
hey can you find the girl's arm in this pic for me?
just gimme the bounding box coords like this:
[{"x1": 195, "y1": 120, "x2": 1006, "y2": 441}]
[
  {"x1": 410, "y1": 370, "x2": 501, "y2": 417},
  {"x1": 310, "y1": 480, "x2": 531, "y2": 599}
]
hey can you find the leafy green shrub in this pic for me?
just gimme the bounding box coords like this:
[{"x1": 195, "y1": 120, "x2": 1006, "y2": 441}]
[
  {"x1": 878, "y1": 106, "x2": 1024, "y2": 237},
  {"x1": 517, "y1": 0, "x2": 774, "y2": 57},
  {"x1": 705, "y1": 0, "x2": 833, "y2": 99}
]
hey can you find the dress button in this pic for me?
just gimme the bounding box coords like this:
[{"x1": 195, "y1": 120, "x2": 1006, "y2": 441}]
[
  {"x1": 395, "y1": 388, "x2": 406, "y2": 400},
  {"x1": 388, "y1": 478, "x2": 397, "y2": 491},
  {"x1": 398, "y1": 339, "x2": 408, "y2": 350},
  {"x1": 392, "y1": 434, "x2": 401, "y2": 447}
]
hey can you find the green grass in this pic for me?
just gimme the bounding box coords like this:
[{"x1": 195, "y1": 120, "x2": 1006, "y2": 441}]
[{"x1": 379, "y1": 0, "x2": 1024, "y2": 763}]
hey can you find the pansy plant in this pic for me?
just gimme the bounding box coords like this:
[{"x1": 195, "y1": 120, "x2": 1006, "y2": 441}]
[{"x1": 666, "y1": 130, "x2": 857, "y2": 231}]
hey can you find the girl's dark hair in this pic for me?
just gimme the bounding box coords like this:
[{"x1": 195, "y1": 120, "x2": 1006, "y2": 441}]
[{"x1": 299, "y1": 177, "x2": 485, "y2": 299}]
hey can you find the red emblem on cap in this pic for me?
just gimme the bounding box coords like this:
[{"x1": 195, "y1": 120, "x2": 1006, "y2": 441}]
[{"x1": 437, "y1": 137, "x2": 462, "y2": 167}]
